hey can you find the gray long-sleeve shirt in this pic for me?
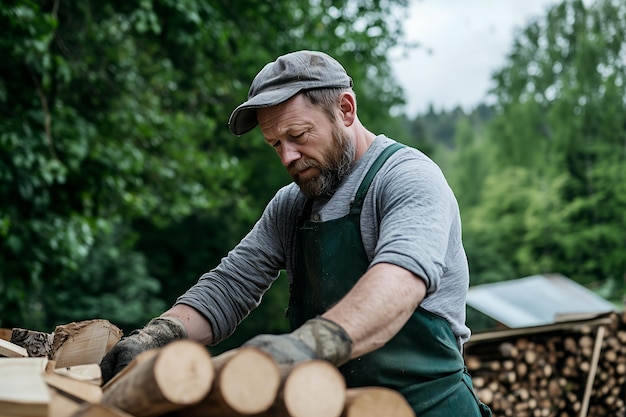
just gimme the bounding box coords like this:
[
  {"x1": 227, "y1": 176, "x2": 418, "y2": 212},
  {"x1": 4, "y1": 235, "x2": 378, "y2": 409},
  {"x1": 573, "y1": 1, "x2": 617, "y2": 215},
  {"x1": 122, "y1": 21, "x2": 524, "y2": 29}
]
[{"x1": 177, "y1": 135, "x2": 471, "y2": 349}]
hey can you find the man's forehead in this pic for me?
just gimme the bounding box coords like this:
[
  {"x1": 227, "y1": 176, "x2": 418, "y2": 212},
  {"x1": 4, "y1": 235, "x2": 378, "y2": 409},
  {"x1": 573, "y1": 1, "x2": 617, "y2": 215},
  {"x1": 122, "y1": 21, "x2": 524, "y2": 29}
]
[{"x1": 258, "y1": 97, "x2": 318, "y2": 134}]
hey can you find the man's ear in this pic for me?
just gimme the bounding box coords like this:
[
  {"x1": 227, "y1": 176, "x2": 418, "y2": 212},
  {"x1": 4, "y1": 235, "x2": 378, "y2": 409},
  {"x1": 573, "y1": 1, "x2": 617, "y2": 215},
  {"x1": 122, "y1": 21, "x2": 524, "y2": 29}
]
[{"x1": 338, "y1": 92, "x2": 356, "y2": 127}]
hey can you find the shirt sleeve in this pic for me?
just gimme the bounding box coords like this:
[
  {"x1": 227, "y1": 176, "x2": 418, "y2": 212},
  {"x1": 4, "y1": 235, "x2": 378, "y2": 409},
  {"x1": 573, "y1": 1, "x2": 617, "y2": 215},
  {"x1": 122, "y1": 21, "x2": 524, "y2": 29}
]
[
  {"x1": 175, "y1": 185, "x2": 300, "y2": 343},
  {"x1": 368, "y1": 150, "x2": 461, "y2": 295}
]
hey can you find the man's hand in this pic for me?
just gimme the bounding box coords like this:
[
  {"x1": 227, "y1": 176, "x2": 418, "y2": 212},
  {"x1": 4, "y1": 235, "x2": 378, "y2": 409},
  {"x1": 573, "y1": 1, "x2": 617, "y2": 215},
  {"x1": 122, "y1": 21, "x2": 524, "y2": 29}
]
[
  {"x1": 100, "y1": 316, "x2": 187, "y2": 385},
  {"x1": 243, "y1": 317, "x2": 352, "y2": 367}
]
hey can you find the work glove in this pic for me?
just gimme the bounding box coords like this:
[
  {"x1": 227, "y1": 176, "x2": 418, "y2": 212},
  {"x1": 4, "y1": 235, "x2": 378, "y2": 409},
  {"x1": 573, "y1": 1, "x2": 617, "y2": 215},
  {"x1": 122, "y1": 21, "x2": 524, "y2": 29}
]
[
  {"x1": 100, "y1": 316, "x2": 187, "y2": 385},
  {"x1": 243, "y1": 317, "x2": 352, "y2": 367}
]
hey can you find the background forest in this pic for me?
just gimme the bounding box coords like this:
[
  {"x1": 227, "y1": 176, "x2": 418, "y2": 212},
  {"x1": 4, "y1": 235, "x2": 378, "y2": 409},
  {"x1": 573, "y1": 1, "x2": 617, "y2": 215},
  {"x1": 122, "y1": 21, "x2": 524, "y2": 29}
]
[{"x1": 1, "y1": 0, "x2": 625, "y2": 353}]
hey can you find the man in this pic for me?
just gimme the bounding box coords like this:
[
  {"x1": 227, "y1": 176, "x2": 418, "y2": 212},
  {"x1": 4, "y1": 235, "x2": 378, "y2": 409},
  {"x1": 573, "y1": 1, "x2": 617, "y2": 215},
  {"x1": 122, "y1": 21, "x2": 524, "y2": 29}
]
[{"x1": 100, "y1": 50, "x2": 491, "y2": 416}]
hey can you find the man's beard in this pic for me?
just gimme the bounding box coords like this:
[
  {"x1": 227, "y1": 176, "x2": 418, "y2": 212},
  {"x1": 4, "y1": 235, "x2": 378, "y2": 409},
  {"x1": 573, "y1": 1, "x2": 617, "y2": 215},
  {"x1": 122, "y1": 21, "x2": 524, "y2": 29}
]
[{"x1": 290, "y1": 127, "x2": 355, "y2": 198}]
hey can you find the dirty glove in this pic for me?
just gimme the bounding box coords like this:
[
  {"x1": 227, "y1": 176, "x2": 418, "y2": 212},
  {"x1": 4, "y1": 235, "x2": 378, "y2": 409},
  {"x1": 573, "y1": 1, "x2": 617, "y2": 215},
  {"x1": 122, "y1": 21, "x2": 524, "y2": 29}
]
[
  {"x1": 243, "y1": 317, "x2": 352, "y2": 367},
  {"x1": 100, "y1": 316, "x2": 187, "y2": 384}
]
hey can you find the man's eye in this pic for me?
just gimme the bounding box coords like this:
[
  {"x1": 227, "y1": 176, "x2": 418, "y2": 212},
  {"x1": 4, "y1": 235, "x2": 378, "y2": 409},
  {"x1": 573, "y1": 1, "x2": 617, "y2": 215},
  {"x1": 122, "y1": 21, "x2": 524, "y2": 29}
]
[
  {"x1": 272, "y1": 141, "x2": 281, "y2": 148},
  {"x1": 291, "y1": 132, "x2": 304, "y2": 140}
]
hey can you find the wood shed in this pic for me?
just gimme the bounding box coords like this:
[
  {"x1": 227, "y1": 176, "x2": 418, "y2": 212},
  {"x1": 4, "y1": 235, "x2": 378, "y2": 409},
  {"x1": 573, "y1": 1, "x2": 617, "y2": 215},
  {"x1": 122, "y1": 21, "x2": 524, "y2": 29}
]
[{"x1": 463, "y1": 274, "x2": 625, "y2": 417}]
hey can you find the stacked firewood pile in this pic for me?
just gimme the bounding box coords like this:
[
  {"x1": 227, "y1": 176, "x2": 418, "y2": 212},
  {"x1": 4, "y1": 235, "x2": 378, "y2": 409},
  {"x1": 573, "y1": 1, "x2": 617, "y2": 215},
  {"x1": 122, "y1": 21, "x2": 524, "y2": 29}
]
[
  {"x1": 464, "y1": 311, "x2": 626, "y2": 417},
  {"x1": 0, "y1": 319, "x2": 414, "y2": 417}
]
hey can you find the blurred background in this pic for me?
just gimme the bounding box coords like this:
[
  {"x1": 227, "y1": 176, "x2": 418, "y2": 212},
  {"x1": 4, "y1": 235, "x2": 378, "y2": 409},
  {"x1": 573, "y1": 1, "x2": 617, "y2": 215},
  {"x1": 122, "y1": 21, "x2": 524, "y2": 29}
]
[{"x1": 1, "y1": 0, "x2": 624, "y2": 354}]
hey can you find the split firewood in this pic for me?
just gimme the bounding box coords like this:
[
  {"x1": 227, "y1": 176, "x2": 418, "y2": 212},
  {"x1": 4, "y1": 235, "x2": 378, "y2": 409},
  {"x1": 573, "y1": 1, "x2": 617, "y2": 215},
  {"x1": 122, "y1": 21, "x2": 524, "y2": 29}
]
[
  {"x1": 11, "y1": 328, "x2": 55, "y2": 358},
  {"x1": 177, "y1": 347, "x2": 281, "y2": 416},
  {"x1": 341, "y1": 387, "x2": 414, "y2": 417},
  {"x1": 0, "y1": 357, "x2": 50, "y2": 417},
  {"x1": 101, "y1": 340, "x2": 215, "y2": 417},
  {"x1": 0, "y1": 338, "x2": 28, "y2": 358},
  {"x1": 49, "y1": 387, "x2": 84, "y2": 417},
  {"x1": 52, "y1": 319, "x2": 123, "y2": 368},
  {"x1": 44, "y1": 371, "x2": 103, "y2": 404},
  {"x1": 54, "y1": 363, "x2": 103, "y2": 385}
]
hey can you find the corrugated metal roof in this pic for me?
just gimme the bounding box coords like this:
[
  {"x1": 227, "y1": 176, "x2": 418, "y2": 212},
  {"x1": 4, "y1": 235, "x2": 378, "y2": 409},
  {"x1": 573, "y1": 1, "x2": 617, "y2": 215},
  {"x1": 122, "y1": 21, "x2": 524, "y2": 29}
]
[{"x1": 467, "y1": 274, "x2": 617, "y2": 328}]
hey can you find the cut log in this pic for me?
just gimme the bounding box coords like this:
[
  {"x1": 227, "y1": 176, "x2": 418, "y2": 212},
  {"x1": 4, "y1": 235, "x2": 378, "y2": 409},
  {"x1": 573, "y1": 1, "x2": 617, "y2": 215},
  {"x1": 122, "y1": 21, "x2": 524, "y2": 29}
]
[
  {"x1": 0, "y1": 357, "x2": 50, "y2": 417},
  {"x1": 52, "y1": 319, "x2": 123, "y2": 368},
  {"x1": 48, "y1": 387, "x2": 84, "y2": 417},
  {"x1": 465, "y1": 312, "x2": 626, "y2": 416},
  {"x1": 260, "y1": 359, "x2": 346, "y2": 417},
  {"x1": 178, "y1": 347, "x2": 281, "y2": 416},
  {"x1": 341, "y1": 387, "x2": 414, "y2": 417},
  {"x1": 102, "y1": 348, "x2": 159, "y2": 391},
  {"x1": 54, "y1": 363, "x2": 102, "y2": 385},
  {"x1": 44, "y1": 371, "x2": 103, "y2": 404},
  {"x1": 71, "y1": 403, "x2": 136, "y2": 417},
  {"x1": 11, "y1": 328, "x2": 54, "y2": 358},
  {"x1": 101, "y1": 340, "x2": 215, "y2": 417},
  {"x1": 0, "y1": 328, "x2": 12, "y2": 341},
  {"x1": 0, "y1": 338, "x2": 28, "y2": 358}
]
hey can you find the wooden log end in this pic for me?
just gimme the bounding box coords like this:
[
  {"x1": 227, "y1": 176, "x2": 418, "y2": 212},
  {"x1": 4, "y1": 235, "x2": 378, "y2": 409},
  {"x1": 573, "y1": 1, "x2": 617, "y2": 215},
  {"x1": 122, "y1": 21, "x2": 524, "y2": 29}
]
[
  {"x1": 219, "y1": 347, "x2": 281, "y2": 414},
  {"x1": 342, "y1": 387, "x2": 414, "y2": 417},
  {"x1": 283, "y1": 360, "x2": 346, "y2": 417},
  {"x1": 102, "y1": 340, "x2": 214, "y2": 417},
  {"x1": 154, "y1": 340, "x2": 215, "y2": 405}
]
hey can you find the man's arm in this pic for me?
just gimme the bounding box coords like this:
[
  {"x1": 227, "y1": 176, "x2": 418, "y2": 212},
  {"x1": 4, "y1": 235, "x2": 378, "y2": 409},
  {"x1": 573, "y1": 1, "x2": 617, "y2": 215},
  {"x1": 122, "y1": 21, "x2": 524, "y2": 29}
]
[
  {"x1": 244, "y1": 262, "x2": 426, "y2": 367},
  {"x1": 323, "y1": 262, "x2": 426, "y2": 359},
  {"x1": 161, "y1": 304, "x2": 214, "y2": 345}
]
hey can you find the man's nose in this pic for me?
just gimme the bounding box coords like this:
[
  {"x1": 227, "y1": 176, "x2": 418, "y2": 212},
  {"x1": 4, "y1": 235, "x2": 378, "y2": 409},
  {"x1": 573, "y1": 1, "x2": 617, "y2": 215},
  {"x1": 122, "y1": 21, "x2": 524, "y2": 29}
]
[{"x1": 279, "y1": 142, "x2": 301, "y2": 166}]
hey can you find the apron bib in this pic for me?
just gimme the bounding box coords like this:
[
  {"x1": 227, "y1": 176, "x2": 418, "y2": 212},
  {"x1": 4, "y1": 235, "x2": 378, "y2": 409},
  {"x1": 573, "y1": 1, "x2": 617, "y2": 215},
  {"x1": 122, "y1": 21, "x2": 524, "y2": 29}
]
[{"x1": 288, "y1": 142, "x2": 491, "y2": 416}]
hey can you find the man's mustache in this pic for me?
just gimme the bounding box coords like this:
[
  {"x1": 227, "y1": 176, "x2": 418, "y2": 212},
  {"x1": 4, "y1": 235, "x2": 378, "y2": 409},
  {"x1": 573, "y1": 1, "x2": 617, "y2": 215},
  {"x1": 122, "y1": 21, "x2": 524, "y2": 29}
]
[{"x1": 288, "y1": 159, "x2": 321, "y2": 177}]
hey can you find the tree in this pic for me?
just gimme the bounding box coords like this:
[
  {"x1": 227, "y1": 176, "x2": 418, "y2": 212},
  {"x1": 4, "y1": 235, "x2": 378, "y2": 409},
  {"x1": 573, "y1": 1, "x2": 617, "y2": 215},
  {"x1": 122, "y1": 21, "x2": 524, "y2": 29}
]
[
  {"x1": 459, "y1": 0, "x2": 626, "y2": 298},
  {"x1": 0, "y1": 0, "x2": 410, "y2": 334}
]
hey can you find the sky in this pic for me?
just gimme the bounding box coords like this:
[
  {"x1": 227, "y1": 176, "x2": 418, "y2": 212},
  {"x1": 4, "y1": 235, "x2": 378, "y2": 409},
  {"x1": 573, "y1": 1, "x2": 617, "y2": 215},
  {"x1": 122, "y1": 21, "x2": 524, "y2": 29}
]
[{"x1": 389, "y1": 0, "x2": 562, "y2": 117}]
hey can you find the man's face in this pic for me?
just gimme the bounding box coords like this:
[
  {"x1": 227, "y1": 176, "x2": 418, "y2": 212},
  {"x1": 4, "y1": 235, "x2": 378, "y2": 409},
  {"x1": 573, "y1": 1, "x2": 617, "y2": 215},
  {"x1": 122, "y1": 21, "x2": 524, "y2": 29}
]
[{"x1": 258, "y1": 95, "x2": 355, "y2": 198}]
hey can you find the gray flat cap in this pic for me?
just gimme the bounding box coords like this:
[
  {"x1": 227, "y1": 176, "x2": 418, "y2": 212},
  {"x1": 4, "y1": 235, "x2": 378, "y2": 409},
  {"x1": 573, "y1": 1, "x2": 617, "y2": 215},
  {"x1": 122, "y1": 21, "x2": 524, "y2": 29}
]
[{"x1": 228, "y1": 50, "x2": 353, "y2": 136}]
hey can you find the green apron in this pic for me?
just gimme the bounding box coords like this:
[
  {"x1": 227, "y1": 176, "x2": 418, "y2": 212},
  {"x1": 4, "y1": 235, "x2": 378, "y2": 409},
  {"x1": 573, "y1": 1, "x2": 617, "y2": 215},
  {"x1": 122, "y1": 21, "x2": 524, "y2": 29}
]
[{"x1": 288, "y1": 143, "x2": 491, "y2": 416}]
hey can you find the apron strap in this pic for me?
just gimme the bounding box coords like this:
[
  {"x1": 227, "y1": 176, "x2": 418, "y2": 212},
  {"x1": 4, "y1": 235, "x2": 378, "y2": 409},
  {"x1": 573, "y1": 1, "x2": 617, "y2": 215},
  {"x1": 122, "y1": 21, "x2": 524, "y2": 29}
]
[
  {"x1": 297, "y1": 198, "x2": 314, "y2": 226},
  {"x1": 351, "y1": 142, "x2": 405, "y2": 213}
]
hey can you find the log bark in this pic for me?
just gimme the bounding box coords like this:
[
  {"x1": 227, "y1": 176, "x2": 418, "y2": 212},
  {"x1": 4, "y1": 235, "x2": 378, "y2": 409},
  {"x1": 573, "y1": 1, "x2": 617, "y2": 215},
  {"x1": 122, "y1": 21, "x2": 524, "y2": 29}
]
[
  {"x1": 11, "y1": 328, "x2": 54, "y2": 358},
  {"x1": 341, "y1": 387, "x2": 414, "y2": 417},
  {"x1": 177, "y1": 347, "x2": 281, "y2": 416},
  {"x1": 101, "y1": 340, "x2": 214, "y2": 417}
]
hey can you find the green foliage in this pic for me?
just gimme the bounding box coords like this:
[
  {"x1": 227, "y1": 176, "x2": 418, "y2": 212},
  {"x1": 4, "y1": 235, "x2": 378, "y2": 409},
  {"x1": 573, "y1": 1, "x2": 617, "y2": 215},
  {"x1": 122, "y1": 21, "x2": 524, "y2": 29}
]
[
  {"x1": 0, "y1": 0, "x2": 410, "y2": 336},
  {"x1": 4, "y1": 0, "x2": 623, "y2": 341},
  {"x1": 454, "y1": 0, "x2": 626, "y2": 302},
  {"x1": 46, "y1": 226, "x2": 167, "y2": 334}
]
